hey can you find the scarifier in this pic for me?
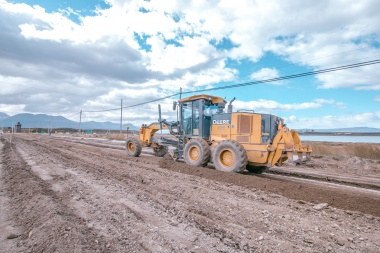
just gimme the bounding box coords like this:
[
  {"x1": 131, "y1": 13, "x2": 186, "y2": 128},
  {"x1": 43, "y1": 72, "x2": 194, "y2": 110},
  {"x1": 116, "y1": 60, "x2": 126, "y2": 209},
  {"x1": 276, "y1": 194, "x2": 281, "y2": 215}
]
[{"x1": 125, "y1": 94, "x2": 312, "y2": 173}]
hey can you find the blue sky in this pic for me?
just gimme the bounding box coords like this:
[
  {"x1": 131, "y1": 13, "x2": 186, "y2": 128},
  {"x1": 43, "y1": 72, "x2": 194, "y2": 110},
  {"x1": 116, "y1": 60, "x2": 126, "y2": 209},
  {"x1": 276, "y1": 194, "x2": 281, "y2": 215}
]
[{"x1": 1, "y1": 0, "x2": 380, "y2": 129}]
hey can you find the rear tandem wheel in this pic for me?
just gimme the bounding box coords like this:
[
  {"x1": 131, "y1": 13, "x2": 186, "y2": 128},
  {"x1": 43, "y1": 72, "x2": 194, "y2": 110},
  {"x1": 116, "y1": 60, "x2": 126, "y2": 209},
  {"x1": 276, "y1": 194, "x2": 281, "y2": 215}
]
[{"x1": 213, "y1": 140, "x2": 248, "y2": 172}]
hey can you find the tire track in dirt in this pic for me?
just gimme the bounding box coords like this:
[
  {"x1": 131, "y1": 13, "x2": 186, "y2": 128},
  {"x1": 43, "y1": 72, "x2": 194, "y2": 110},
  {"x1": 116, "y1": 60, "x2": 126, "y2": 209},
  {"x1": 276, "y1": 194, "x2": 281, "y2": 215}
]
[
  {"x1": 13, "y1": 141, "x2": 198, "y2": 251},
  {"x1": 14, "y1": 137, "x2": 248, "y2": 252},
  {"x1": 0, "y1": 141, "x2": 27, "y2": 253},
  {"x1": 158, "y1": 155, "x2": 380, "y2": 217},
  {"x1": 8, "y1": 138, "x2": 301, "y2": 252},
  {"x1": 16, "y1": 136, "x2": 380, "y2": 220},
  {"x1": 0, "y1": 139, "x2": 113, "y2": 253},
  {"x1": 53, "y1": 135, "x2": 380, "y2": 191}
]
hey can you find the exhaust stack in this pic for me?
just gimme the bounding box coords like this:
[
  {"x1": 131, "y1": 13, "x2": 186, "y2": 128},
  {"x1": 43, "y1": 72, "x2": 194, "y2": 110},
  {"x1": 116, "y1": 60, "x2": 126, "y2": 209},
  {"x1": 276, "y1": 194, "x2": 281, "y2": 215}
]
[{"x1": 227, "y1": 97, "x2": 236, "y2": 113}]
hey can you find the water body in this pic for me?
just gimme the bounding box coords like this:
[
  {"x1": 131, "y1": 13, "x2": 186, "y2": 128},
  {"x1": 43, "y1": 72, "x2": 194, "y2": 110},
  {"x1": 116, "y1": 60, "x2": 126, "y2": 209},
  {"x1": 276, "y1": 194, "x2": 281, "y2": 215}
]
[{"x1": 300, "y1": 135, "x2": 380, "y2": 143}]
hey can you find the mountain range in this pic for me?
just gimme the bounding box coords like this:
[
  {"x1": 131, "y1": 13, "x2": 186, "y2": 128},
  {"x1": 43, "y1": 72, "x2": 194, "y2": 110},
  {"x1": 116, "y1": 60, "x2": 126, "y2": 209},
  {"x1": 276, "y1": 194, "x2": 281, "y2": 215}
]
[
  {"x1": 299, "y1": 127, "x2": 380, "y2": 133},
  {"x1": 0, "y1": 112, "x2": 138, "y2": 130},
  {"x1": 1, "y1": 112, "x2": 379, "y2": 132}
]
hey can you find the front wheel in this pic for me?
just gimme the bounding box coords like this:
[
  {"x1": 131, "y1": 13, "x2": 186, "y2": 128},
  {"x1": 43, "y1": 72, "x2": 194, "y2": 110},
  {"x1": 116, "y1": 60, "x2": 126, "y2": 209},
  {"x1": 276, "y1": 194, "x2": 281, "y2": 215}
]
[
  {"x1": 213, "y1": 140, "x2": 247, "y2": 172},
  {"x1": 126, "y1": 137, "x2": 142, "y2": 157},
  {"x1": 183, "y1": 138, "x2": 211, "y2": 167}
]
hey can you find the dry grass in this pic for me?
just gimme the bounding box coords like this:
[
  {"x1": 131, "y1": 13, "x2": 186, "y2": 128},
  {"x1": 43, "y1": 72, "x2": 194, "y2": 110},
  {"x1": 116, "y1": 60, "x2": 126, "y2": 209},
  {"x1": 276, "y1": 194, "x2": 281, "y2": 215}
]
[
  {"x1": 70, "y1": 133, "x2": 137, "y2": 140},
  {"x1": 308, "y1": 141, "x2": 380, "y2": 160},
  {"x1": 349, "y1": 144, "x2": 380, "y2": 160},
  {"x1": 107, "y1": 134, "x2": 127, "y2": 140}
]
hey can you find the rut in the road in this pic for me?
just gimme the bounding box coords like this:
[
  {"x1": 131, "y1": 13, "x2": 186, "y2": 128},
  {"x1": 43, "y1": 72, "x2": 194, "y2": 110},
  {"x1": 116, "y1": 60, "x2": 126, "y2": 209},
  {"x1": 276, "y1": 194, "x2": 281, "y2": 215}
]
[
  {"x1": 13, "y1": 137, "x2": 258, "y2": 252},
  {"x1": 0, "y1": 140, "x2": 117, "y2": 253},
  {"x1": 159, "y1": 154, "x2": 380, "y2": 217}
]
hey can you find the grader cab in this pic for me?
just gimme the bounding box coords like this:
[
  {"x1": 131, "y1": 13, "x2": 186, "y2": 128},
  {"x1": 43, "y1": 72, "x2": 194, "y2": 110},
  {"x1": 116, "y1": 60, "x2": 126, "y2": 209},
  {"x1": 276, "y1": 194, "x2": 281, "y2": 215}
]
[{"x1": 125, "y1": 94, "x2": 312, "y2": 173}]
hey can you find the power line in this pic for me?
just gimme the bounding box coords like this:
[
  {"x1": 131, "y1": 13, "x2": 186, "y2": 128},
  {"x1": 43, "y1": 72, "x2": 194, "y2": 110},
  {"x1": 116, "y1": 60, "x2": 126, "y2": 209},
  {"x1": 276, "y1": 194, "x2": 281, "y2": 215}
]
[
  {"x1": 186, "y1": 59, "x2": 380, "y2": 94},
  {"x1": 65, "y1": 111, "x2": 81, "y2": 119},
  {"x1": 83, "y1": 59, "x2": 380, "y2": 113},
  {"x1": 238, "y1": 51, "x2": 380, "y2": 81},
  {"x1": 272, "y1": 46, "x2": 379, "y2": 70}
]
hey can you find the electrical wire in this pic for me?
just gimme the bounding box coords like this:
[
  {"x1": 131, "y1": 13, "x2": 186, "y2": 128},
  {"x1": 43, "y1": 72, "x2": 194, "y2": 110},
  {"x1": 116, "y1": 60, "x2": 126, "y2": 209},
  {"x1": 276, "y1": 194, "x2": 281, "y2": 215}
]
[
  {"x1": 3, "y1": 59, "x2": 378, "y2": 117},
  {"x1": 65, "y1": 111, "x2": 81, "y2": 119},
  {"x1": 83, "y1": 59, "x2": 380, "y2": 113},
  {"x1": 185, "y1": 59, "x2": 380, "y2": 94},
  {"x1": 264, "y1": 46, "x2": 379, "y2": 71},
  {"x1": 234, "y1": 50, "x2": 380, "y2": 83}
]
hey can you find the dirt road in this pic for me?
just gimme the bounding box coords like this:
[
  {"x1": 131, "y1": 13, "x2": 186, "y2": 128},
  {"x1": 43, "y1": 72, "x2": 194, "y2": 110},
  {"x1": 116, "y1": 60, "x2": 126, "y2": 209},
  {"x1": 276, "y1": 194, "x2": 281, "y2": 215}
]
[{"x1": 1, "y1": 134, "x2": 379, "y2": 252}]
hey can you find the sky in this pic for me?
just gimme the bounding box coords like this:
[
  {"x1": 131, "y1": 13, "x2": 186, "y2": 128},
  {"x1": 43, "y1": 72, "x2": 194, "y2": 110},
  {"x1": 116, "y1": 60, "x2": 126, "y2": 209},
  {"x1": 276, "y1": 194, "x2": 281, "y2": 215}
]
[{"x1": 0, "y1": 0, "x2": 379, "y2": 130}]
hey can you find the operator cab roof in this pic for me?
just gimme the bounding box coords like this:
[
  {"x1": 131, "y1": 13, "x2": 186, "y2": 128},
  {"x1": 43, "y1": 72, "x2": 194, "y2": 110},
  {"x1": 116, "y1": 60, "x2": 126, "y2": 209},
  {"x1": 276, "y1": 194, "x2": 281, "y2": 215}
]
[{"x1": 179, "y1": 94, "x2": 227, "y2": 104}]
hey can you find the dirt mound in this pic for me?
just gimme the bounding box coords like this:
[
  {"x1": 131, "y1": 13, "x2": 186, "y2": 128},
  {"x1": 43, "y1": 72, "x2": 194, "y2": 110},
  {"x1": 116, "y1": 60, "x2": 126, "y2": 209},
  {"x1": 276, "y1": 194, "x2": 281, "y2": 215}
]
[{"x1": 159, "y1": 154, "x2": 380, "y2": 216}]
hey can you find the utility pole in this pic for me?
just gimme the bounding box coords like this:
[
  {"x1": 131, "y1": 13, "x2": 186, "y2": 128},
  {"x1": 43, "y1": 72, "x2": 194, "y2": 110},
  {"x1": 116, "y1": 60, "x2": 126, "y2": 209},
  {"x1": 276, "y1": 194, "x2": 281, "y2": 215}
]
[
  {"x1": 78, "y1": 110, "x2": 82, "y2": 134},
  {"x1": 180, "y1": 87, "x2": 182, "y2": 99},
  {"x1": 10, "y1": 122, "x2": 13, "y2": 143},
  {"x1": 120, "y1": 99, "x2": 123, "y2": 135}
]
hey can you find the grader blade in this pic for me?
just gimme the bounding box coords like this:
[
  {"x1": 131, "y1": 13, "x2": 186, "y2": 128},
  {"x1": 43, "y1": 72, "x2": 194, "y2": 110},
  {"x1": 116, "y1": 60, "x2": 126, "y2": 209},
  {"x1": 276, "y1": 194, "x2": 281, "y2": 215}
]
[{"x1": 268, "y1": 127, "x2": 312, "y2": 167}]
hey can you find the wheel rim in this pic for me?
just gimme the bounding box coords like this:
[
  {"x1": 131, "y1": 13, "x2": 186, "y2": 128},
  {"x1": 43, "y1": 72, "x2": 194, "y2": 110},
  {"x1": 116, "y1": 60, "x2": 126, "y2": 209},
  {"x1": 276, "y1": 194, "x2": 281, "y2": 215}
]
[
  {"x1": 220, "y1": 150, "x2": 234, "y2": 167},
  {"x1": 128, "y1": 142, "x2": 135, "y2": 152},
  {"x1": 189, "y1": 146, "x2": 199, "y2": 161}
]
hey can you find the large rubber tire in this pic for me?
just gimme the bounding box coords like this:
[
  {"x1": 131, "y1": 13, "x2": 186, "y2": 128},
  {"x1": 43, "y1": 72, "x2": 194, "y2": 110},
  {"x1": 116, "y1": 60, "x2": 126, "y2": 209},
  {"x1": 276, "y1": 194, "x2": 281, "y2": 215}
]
[
  {"x1": 213, "y1": 140, "x2": 248, "y2": 172},
  {"x1": 246, "y1": 165, "x2": 267, "y2": 174},
  {"x1": 153, "y1": 145, "x2": 168, "y2": 157},
  {"x1": 125, "y1": 137, "x2": 142, "y2": 157},
  {"x1": 183, "y1": 138, "x2": 211, "y2": 167}
]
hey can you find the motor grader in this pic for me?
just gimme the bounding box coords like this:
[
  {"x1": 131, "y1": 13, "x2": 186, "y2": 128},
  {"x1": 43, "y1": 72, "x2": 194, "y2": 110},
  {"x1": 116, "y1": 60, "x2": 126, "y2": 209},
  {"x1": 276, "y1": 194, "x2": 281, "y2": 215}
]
[{"x1": 125, "y1": 94, "x2": 312, "y2": 173}]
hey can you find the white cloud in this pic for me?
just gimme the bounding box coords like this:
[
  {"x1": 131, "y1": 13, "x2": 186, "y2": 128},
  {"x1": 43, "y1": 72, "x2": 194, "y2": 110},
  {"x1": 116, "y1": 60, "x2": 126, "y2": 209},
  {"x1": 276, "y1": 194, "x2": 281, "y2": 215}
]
[
  {"x1": 233, "y1": 98, "x2": 334, "y2": 113},
  {"x1": 250, "y1": 68, "x2": 282, "y2": 85},
  {"x1": 146, "y1": 35, "x2": 220, "y2": 74},
  {"x1": 313, "y1": 99, "x2": 334, "y2": 104},
  {"x1": 266, "y1": 31, "x2": 380, "y2": 90},
  {"x1": 0, "y1": 103, "x2": 26, "y2": 115},
  {"x1": 286, "y1": 111, "x2": 380, "y2": 129},
  {"x1": 0, "y1": 0, "x2": 379, "y2": 127},
  {"x1": 375, "y1": 96, "x2": 380, "y2": 102}
]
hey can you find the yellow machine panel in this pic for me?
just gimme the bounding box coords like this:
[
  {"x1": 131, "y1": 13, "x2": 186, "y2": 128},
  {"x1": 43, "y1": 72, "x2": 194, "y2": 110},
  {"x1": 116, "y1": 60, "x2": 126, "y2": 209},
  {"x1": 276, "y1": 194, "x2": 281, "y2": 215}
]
[{"x1": 210, "y1": 112, "x2": 272, "y2": 166}]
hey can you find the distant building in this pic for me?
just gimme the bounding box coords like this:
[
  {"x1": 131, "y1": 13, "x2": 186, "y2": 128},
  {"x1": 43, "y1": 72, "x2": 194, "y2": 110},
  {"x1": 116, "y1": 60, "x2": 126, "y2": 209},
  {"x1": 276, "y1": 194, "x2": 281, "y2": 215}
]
[{"x1": 15, "y1": 122, "x2": 22, "y2": 133}]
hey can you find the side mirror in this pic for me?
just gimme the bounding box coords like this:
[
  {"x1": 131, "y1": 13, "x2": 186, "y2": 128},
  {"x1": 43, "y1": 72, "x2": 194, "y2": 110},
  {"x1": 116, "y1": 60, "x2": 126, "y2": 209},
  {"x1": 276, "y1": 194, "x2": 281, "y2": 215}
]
[{"x1": 172, "y1": 101, "x2": 177, "y2": 110}]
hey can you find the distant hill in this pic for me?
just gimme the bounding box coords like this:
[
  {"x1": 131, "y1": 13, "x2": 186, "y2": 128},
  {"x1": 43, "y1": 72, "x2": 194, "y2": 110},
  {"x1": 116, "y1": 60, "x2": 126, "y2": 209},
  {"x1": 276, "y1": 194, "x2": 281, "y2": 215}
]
[
  {"x1": 0, "y1": 113, "x2": 137, "y2": 130},
  {"x1": 0, "y1": 112, "x2": 9, "y2": 121},
  {"x1": 2, "y1": 112, "x2": 379, "y2": 133},
  {"x1": 299, "y1": 127, "x2": 380, "y2": 133}
]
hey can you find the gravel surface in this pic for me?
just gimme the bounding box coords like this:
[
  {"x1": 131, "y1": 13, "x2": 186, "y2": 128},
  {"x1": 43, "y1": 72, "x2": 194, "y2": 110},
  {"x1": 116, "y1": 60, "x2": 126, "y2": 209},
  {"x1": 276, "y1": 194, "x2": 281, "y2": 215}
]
[{"x1": 1, "y1": 134, "x2": 380, "y2": 253}]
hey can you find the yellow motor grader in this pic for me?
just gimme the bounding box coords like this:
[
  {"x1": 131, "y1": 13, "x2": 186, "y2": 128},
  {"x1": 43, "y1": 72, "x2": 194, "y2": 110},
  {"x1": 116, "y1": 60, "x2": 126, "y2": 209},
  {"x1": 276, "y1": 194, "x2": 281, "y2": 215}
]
[{"x1": 125, "y1": 94, "x2": 312, "y2": 173}]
